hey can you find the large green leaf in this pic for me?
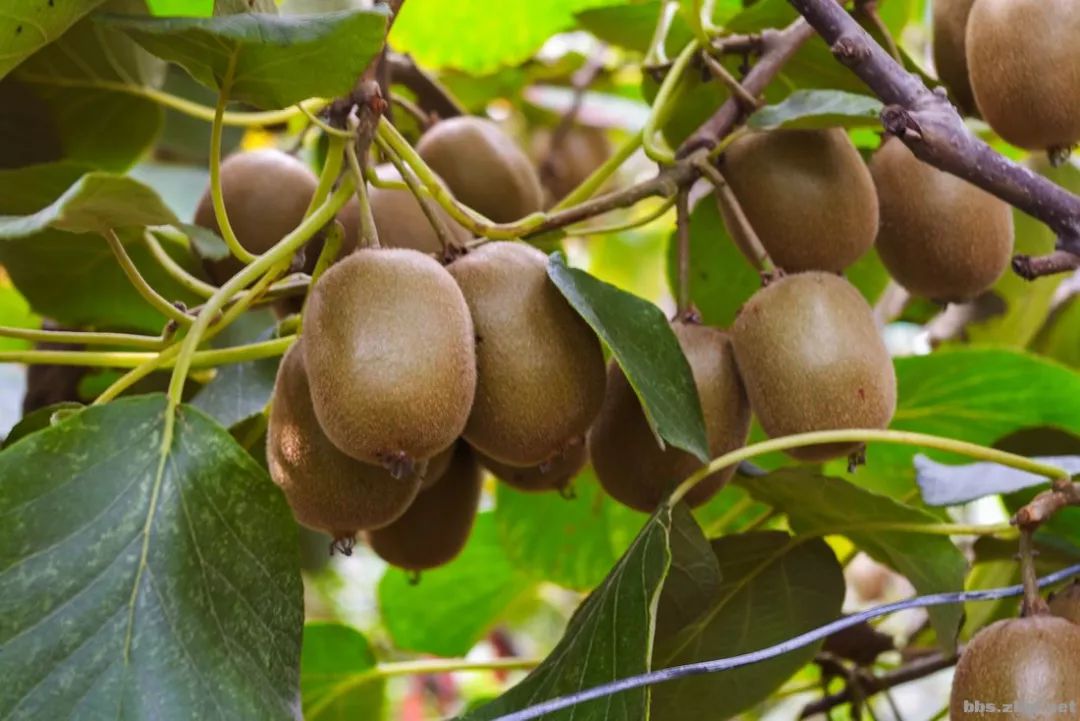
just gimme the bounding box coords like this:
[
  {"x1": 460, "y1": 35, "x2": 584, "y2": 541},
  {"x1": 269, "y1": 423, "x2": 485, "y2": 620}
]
[
  {"x1": 0, "y1": 394, "x2": 303, "y2": 720},
  {"x1": 378, "y1": 513, "x2": 535, "y2": 658},
  {"x1": 748, "y1": 89, "x2": 883, "y2": 131},
  {"x1": 651, "y1": 531, "x2": 845, "y2": 720},
  {"x1": 466, "y1": 504, "x2": 702, "y2": 721},
  {"x1": 575, "y1": 1, "x2": 693, "y2": 56},
  {"x1": 9, "y1": 0, "x2": 164, "y2": 171},
  {"x1": 549, "y1": 252, "x2": 709, "y2": 461},
  {"x1": 0, "y1": 0, "x2": 110, "y2": 81},
  {"x1": 301, "y1": 623, "x2": 384, "y2": 721},
  {"x1": 102, "y1": 8, "x2": 389, "y2": 108},
  {"x1": 739, "y1": 469, "x2": 967, "y2": 646}
]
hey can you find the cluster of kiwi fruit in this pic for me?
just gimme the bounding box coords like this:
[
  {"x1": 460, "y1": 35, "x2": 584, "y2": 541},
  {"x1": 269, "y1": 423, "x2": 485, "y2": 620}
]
[
  {"x1": 933, "y1": 0, "x2": 1080, "y2": 155},
  {"x1": 950, "y1": 583, "x2": 1080, "y2": 719}
]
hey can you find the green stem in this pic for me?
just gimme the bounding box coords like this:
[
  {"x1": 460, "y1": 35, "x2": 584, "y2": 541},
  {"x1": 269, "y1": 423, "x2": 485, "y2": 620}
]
[
  {"x1": 189, "y1": 336, "x2": 295, "y2": 368},
  {"x1": 0, "y1": 336, "x2": 294, "y2": 370},
  {"x1": 825, "y1": 521, "x2": 1016, "y2": 537},
  {"x1": 552, "y1": 130, "x2": 643, "y2": 211},
  {"x1": 94, "y1": 348, "x2": 178, "y2": 405},
  {"x1": 378, "y1": 133, "x2": 458, "y2": 253},
  {"x1": 165, "y1": 177, "x2": 356, "y2": 406},
  {"x1": 144, "y1": 230, "x2": 217, "y2": 299},
  {"x1": 344, "y1": 136, "x2": 381, "y2": 249},
  {"x1": 306, "y1": 136, "x2": 347, "y2": 220},
  {"x1": 644, "y1": 1, "x2": 680, "y2": 67},
  {"x1": 643, "y1": 40, "x2": 699, "y2": 164},
  {"x1": 366, "y1": 165, "x2": 409, "y2": 190},
  {"x1": 209, "y1": 54, "x2": 257, "y2": 266},
  {"x1": 568, "y1": 196, "x2": 676, "y2": 237},
  {"x1": 0, "y1": 325, "x2": 165, "y2": 350},
  {"x1": 104, "y1": 230, "x2": 193, "y2": 326},
  {"x1": 297, "y1": 103, "x2": 354, "y2": 139},
  {"x1": 309, "y1": 221, "x2": 343, "y2": 287},
  {"x1": 671, "y1": 429, "x2": 1070, "y2": 505}
]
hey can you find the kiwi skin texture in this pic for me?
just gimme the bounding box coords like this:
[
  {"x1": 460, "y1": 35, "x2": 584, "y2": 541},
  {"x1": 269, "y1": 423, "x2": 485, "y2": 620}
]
[
  {"x1": 1049, "y1": 581, "x2": 1080, "y2": 625},
  {"x1": 966, "y1": 0, "x2": 1080, "y2": 151},
  {"x1": 367, "y1": 164, "x2": 470, "y2": 256},
  {"x1": 448, "y1": 242, "x2": 607, "y2": 467},
  {"x1": 367, "y1": 443, "x2": 483, "y2": 571},
  {"x1": 731, "y1": 272, "x2": 896, "y2": 461},
  {"x1": 302, "y1": 248, "x2": 477, "y2": 470},
  {"x1": 267, "y1": 342, "x2": 421, "y2": 540},
  {"x1": 590, "y1": 322, "x2": 751, "y2": 513},
  {"x1": 949, "y1": 615, "x2": 1080, "y2": 719},
  {"x1": 720, "y1": 129, "x2": 879, "y2": 273},
  {"x1": 417, "y1": 117, "x2": 544, "y2": 224},
  {"x1": 932, "y1": 0, "x2": 978, "y2": 114},
  {"x1": 478, "y1": 438, "x2": 587, "y2": 493},
  {"x1": 870, "y1": 137, "x2": 1013, "y2": 303}
]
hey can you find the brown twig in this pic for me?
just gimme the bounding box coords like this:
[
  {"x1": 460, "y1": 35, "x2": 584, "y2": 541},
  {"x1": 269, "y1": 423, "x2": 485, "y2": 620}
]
[
  {"x1": 675, "y1": 188, "x2": 692, "y2": 316},
  {"x1": 1012, "y1": 478, "x2": 1080, "y2": 530},
  {"x1": 700, "y1": 51, "x2": 761, "y2": 110},
  {"x1": 1012, "y1": 250, "x2": 1080, "y2": 280},
  {"x1": 787, "y1": 0, "x2": 1080, "y2": 278}
]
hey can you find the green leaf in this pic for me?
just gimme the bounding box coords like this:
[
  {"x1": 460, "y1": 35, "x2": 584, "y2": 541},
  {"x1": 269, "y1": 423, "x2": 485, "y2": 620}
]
[
  {"x1": 724, "y1": 0, "x2": 796, "y2": 32},
  {"x1": 102, "y1": 8, "x2": 389, "y2": 109},
  {"x1": 0, "y1": 394, "x2": 303, "y2": 720},
  {"x1": 301, "y1": 623, "x2": 384, "y2": 721},
  {"x1": 379, "y1": 513, "x2": 535, "y2": 657},
  {"x1": 0, "y1": 0, "x2": 110, "y2": 81},
  {"x1": 576, "y1": 1, "x2": 693, "y2": 56},
  {"x1": 9, "y1": 0, "x2": 165, "y2": 171},
  {"x1": 148, "y1": 0, "x2": 213, "y2": 15},
  {"x1": 548, "y1": 252, "x2": 709, "y2": 461},
  {"x1": 0, "y1": 274, "x2": 37, "y2": 352},
  {"x1": 466, "y1": 504, "x2": 697, "y2": 721},
  {"x1": 494, "y1": 470, "x2": 643, "y2": 591},
  {"x1": 654, "y1": 504, "x2": 723, "y2": 642},
  {"x1": 748, "y1": 90, "x2": 883, "y2": 130},
  {"x1": 0, "y1": 172, "x2": 178, "y2": 239},
  {"x1": 652, "y1": 531, "x2": 845, "y2": 720},
  {"x1": 191, "y1": 318, "x2": 281, "y2": 429},
  {"x1": 665, "y1": 194, "x2": 760, "y2": 328},
  {"x1": 738, "y1": 469, "x2": 968, "y2": 647},
  {"x1": 1, "y1": 401, "x2": 84, "y2": 450}
]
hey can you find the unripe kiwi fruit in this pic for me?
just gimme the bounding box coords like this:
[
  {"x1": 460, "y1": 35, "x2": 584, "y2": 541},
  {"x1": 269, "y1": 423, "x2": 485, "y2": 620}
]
[
  {"x1": 194, "y1": 149, "x2": 357, "y2": 283},
  {"x1": 720, "y1": 129, "x2": 879, "y2": 273},
  {"x1": 1049, "y1": 581, "x2": 1080, "y2": 625},
  {"x1": 267, "y1": 342, "x2": 420, "y2": 540},
  {"x1": 870, "y1": 137, "x2": 1013, "y2": 302},
  {"x1": 966, "y1": 0, "x2": 1080, "y2": 151},
  {"x1": 417, "y1": 117, "x2": 544, "y2": 223},
  {"x1": 532, "y1": 126, "x2": 612, "y2": 205},
  {"x1": 478, "y1": 438, "x2": 587, "y2": 493},
  {"x1": 368, "y1": 443, "x2": 483, "y2": 571},
  {"x1": 302, "y1": 248, "x2": 477, "y2": 473},
  {"x1": 367, "y1": 164, "x2": 470, "y2": 256},
  {"x1": 589, "y1": 321, "x2": 751, "y2": 513},
  {"x1": 950, "y1": 615, "x2": 1080, "y2": 719},
  {"x1": 731, "y1": 273, "x2": 896, "y2": 461},
  {"x1": 932, "y1": 0, "x2": 978, "y2": 114},
  {"x1": 418, "y1": 442, "x2": 456, "y2": 490},
  {"x1": 447, "y1": 242, "x2": 606, "y2": 467}
]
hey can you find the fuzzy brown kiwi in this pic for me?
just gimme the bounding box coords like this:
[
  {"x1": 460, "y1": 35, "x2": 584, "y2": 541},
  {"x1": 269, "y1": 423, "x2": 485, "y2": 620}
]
[
  {"x1": 966, "y1": 0, "x2": 1080, "y2": 151},
  {"x1": 447, "y1": 242, "x2": 606, "y2": 467},
  {"x1": 366, "y1": 164, "x2": 470, "y2": 256},
  {"x1": 302, "y1": 248, "x2": 477, "y2": 474},
  {"x1": 589, "y1": 321, "x2": 751, "y2": 513},
  {"x1": 532, "y1": 126, "x2": 612, "y2": 205},
  {"x1": 720, "y1": 129, "x2": 879, "y2": 273},
  {"x1": 1049, "y1": 581, "x2": 1080, "y2": 625},
  {"x1": 417, "y1": 117, "x2": 544, "y2": 223},
  {"x1": 949, "y1": 615, "x2": 1080, "y2": 719},
  {"x1": 267, "y1": 342, "x2": 421, "y2": 542},
  {"x1": 870, "y1": 137, "x2": 1013, "y2": 302},
  {"x1": 731, "y1": 273, "x2": 896, "y2": 461},
  {"x1": 367, "y1": 442, "x2": 483, "y2": 571},
  {"x1": 477, "y1": 438, "x2": 587, "y2": 493},
  {"x1": 933, "y1": 0, "x2": 978, "y2": 114},
  {"x1": 418, "y1": 443, "x2": 456, "y2": 490}
]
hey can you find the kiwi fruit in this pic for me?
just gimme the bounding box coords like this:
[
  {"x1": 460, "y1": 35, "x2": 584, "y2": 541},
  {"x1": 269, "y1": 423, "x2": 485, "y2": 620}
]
[
  {"x1": 367, "y1": 442, "x2": 483, "y2": 571},
  {"x1": 720, "y1": 129, "x2": 879, "y2": 273},
  {"x1": 731, "y1": 273, "x2": 896, "y2": 461},
  {"x1": 419, "y1": 443, "x2": 456, "y2": 490},
  {"x1": 1049, "y1": 581, "x2": 1080, "y2": 625},
  {"x1": 267, "y1": 342, "x2": 421, "y2": 541},
  {"x1": 447, "y1": 242, "x2": 606, "y2": 467},
  {"x1": 532, "y1": 126, "x2": 612, "y2": 205},
  {"x1": 589, "y1": 321, "x2": 752, "y2": 513},
  {"x1": 417, "y1": 117, "x2": 544, "y2": 223},
  {"x1": 302, "y1": 248, "x2": 477, "y2": 473},
  {"x1": 966, "y1": 0, "x2": 1080, "y2": 151},
  {"x1": 870, "y1": 137, "x2": 1014, "y2": 302},
  {"x1": 478, "y1": 438, "x2": 587, "y2": 493},
  {"x1": 950, "y1": 615, "x2": 1080, "y2": 719},
  {"x1": 933, "y1": 0, "x2": 978, "y2": 114},
  {"x1": 367, "y1": 164, "x2": 470, "y2": 256}
]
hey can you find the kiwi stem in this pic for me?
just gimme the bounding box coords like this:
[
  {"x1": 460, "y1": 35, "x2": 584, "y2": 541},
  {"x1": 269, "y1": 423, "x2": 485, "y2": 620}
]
[
  {"x1": 306, "y1": 136, "x2": 347, "y2": 222},
  {"x1": 0, "y1": 325, "x2": 166, "y2": 351},
  {"x1": 0, "y1": 336, "x2": 294, "y2": 370},
  {"x1": 643, "y1": 40, "x2": 700, "y2": 164},
  {"x1": 644, "y1": 1, "x2": 680, "y2": 67},
  {"x1": 103, "y1": 229, "x2": 194, "y2": 327},
  {"x1": 296, "y1": 104, "x2": 354, "y2": 139},
  {"x1": 344, "y1": 138, "x2": 381, "y2": 250},
  {"x1": 365, "y1": 165, "x2": 409, "y2": 191},
  {"x1": 375, "y1": 132, "x2": 458, "y2": 254},
  {"x1": 1018, "y1": 528, "x2": 1051, "y2": 616},
  {"x1": 671, "y1": 429, "x2": 1070, "y2": 506},
  {"x1": 675, "y1": 189, "x2": 692, "y2": 315},
  {"x1": 308, "y1": 222, "x2": 344, "y2": 288},
  {"x1": 209, "y1": 54, "x2": 258, "y2": 267},
  {"x1": 700, "y1": 51, "x2": 761, "y2": 110},
  {"x1": 143, "y1": 230, "x2": 218, "y2": 299},
  {"x1": 551, "y1": 130, "x2": 643, "y2": 211},
  {"x1": 564, "y1": 196, "x2": 676, "y2": 237}
]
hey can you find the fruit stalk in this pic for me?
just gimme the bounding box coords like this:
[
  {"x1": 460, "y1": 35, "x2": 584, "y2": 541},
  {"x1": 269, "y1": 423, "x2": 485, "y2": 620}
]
[
  {"x1": 208, "y1": 53, "x2": 258, "y2": 266},
  {"x1": 103, "y1": 229, "x2": 193, "y2": 327}
]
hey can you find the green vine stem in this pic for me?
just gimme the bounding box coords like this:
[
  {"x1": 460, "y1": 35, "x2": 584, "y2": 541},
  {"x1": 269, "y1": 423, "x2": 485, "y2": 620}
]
[
  {"x1": 375, "y1": 132, "x2": 458, "y2": 253},
  {"x1": 644, "y1": 1, "x2": 680, "y2": 67},
  {"x1": 209, "y1": 54, "x2": 258, "y2": 266},
  {"x1": 671, "y1": 429, "x2": 1070, "y2": 506},
  {"x1": 0, "y1": 336, "x2": 294, "y2": 370},
  {"x1": 366, "y1": 166, "x2": 409, "y2": 190},
  {"x1": 0, "y1": 325, "x2": 165, "y2": 350},
  {"x1": 551, "y1": 130, "x2": 643, "y2": 211},
  {"x1": 309, "y1": 221, "x2": 344, "y2": 287},
  {"x1": 144, "y1": 230, "x2": 217, "y2": 299},
  {"x1": 306, "y1": 135, "x2": 347, "y2": 220},
  {"x1": 344, "y1": 138, "x2": 381, "y2": 250},
  {"x1": 642, "y1": 40, "x2": 700, "y2": 164},
  {"x1": 567, "y1": 196, "x2": 676, "y2": 237},
  {"x1": 104, "y1": 229, "x2": 193, "y2": 326}
]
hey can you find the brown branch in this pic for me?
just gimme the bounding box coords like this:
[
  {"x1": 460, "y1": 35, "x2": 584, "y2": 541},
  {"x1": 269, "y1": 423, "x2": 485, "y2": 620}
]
[
  {"x1": 799, "y1": 651, "x2": 959, "y2": 718},
  {"x1": 787, "y1": 0, "x2": 1080, "y2": 278},
  {"x1": 1012, "y1": 250, "x2": 1080, "y2": 281},
  {"x1": 1013, "y1": 478, "x2": 1080, "y2": 530},
  {"x1": 386, "y1": 53, "x2": 465, "y2": 120}
]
